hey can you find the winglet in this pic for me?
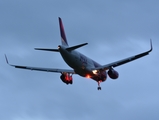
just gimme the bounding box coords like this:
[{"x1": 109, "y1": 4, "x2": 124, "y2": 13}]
[
  {"x1": 149, "y1": 39, "x2": 153, "y2": 52},
  {"x1": 5, "y1": 54, "x2": 9, "y2": 64}
]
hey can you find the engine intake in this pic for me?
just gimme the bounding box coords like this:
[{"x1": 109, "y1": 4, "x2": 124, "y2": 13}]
[
  {"x1": 107, "y1": 68, "x2": 119, "y2": 79},
  {"x1": 60, "y1": 73, "x2": 73, "y2": 84}
]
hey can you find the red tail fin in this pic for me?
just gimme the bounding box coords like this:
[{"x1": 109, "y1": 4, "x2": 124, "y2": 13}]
[{"x1": 59, "y1": 17, "x2": 69, "y2": 46}]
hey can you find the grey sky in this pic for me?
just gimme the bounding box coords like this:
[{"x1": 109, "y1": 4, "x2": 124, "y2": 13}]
[{"x1": 0, "y1": 0, "x2": 159, "y2": 120}]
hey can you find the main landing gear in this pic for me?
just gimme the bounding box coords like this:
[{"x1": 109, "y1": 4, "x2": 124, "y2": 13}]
[{"x1": 97, "y1": 81, "x2": 102, "y2": 90}]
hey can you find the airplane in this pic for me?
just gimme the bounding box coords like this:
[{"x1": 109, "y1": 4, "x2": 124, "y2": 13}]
[{"x1": 5, "y1": 17, "x2": 153, "y2": 90}]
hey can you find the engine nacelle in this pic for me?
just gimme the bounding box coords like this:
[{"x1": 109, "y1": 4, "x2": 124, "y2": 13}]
[
  {"x1": 107, "y1": 68, "x2": 119, "y2": 79},
  {"x1": 60, "y1": 73, "x2": 73, "y2": 84}
]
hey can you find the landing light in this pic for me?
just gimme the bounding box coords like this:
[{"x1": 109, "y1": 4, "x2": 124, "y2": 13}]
[{"x1": 92, "y1": 70, "x2": 98, "y2": 75}]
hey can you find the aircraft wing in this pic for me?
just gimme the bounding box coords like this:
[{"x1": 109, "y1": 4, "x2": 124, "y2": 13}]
[
  {"x1": 5, "y1": 55, "x2": 75, "y2": 74},
  {"x1": 92, "y1": 40, "x2": 153, "y2": 71}
]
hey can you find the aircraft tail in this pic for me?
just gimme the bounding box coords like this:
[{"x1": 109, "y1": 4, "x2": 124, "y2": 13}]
[
  {"x1": 59, "y1": 17, "x2": 69, "y2": 46},
  {"x1": 34, "y1": 18, "x2": 88, "y2": 52}
]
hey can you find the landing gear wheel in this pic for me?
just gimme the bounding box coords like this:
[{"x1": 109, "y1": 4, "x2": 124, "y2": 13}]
[
  {"x1": 97, "y1": 87, "x2": 101, "y2": 90},
  {"x1": 97, "y1": 81, "x2": 102, "y2": 90}
]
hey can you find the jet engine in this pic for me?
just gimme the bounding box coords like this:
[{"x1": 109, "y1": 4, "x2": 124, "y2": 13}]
[
  {"x1": 107, "y1": 68, "x2": 119, "y2": 79},
  {"x1": 60, "y1": 73, "x2": 73, "y2": 84}
]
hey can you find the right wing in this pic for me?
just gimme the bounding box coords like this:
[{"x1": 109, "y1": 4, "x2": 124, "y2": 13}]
[
  {"x1": 92, "y1": 40, "x2": 153, "y2": 71},
  {"x1": 5, "y1": 55, "x2": 75, "y2": 74}
]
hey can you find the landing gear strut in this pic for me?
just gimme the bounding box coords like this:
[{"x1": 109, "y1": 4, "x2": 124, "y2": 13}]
[{"x1": 97, "y1": 81, "x2": 102, "y2": 90}]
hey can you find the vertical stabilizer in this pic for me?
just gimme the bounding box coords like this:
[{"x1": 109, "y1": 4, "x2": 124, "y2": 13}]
[{"x1": 59, "y1": 17, "x2": 69, "y2": 46}]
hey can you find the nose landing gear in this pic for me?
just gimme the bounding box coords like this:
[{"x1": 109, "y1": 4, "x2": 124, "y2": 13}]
[
  {"x1": 97, "y1": 87, "x2": 101, "y2": 90},
  {"x1": 97, "y1": 81, "x2": 102, "y2": 90}
]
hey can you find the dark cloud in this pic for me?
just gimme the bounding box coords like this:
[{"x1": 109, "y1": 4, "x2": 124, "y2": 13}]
[{"x1": 0, "y1": 0, "x2": 159, "y2": 120}]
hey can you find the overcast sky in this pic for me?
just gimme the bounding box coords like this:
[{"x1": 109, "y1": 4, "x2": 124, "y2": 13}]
[{"x1": 0, "y1": 0, "x2": 159, "y2": 120}]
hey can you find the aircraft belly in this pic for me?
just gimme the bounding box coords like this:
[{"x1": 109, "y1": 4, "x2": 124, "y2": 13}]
[
  {"x1": 59, "y1": 48, "x2": 107, "y2": 81},
  {"x1": 61, "y1": 54, "x2": 91, "y2": 76},
  {"x1": 59, "y1": 49, "x2": 79, "y2": 69}
]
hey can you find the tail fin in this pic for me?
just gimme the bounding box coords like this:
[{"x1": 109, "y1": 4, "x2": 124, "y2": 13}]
[{"x1": 59, "y1": 17, "x2": 69, "y2": 46}]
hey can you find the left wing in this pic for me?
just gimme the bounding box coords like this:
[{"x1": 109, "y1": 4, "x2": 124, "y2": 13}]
[
  {"x1": 5, "y1": 55, "x2": 75, "y2": 74},
  {"x1": 92, "y1": 40, "x2": 153, "y2": 71}
]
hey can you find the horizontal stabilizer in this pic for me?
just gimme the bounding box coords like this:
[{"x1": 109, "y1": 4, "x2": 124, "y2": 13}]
[
  {"x1": 66, "y1": 43, "x2": 88, "y2": 51},
  {"x1": 34, "y1": 48, "x2": 59, "y2": 52}
]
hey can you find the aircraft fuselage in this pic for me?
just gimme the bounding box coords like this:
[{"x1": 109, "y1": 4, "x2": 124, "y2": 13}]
[{"x1": 58, "y1": 45, "x2": 107, "y2": 82}]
